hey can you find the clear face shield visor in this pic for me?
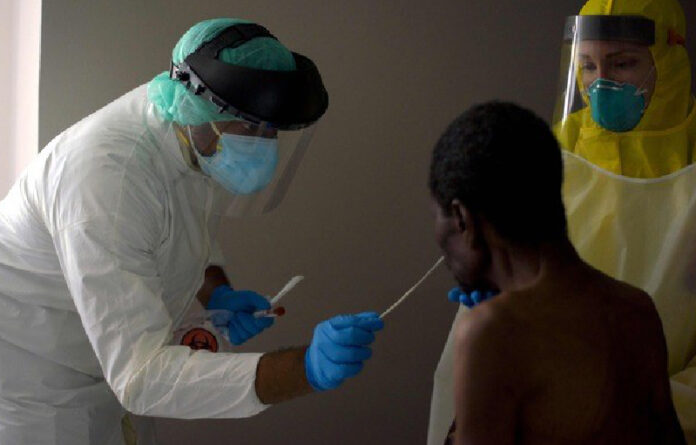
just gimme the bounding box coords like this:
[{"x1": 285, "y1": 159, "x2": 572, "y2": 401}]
[
  {"x1": 182, "y1": 118, "x2": 317, "y2": 216},
  {"x1": 552, "y1": 15, "x2": 657, "y2": 141}
]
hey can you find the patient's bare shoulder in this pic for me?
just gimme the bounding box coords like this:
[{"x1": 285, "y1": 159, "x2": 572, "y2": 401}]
[
  {"x1": 454, "y1": 296, "x2": 517, "y2": 353},
  {"x1": 453, "y1": 297, "x2": 524, "y2": 444},
  {"x1": 453, "y1": 296, "x2": 529, "y2": 393},
  {"x1": 605, "y1": 275, "x2": 656, "y2": 310},
  {"x1": 601, "y1": 276, "x2": 664, "y2": 344}
]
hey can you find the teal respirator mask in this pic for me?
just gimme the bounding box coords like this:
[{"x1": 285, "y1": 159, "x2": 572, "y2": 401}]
[
  {"x1": 170, "y1": 23, "x2": 328, "y2": 215},
  {"x1": 586, "y1": 67, "x2": 654, "y2": 132}
]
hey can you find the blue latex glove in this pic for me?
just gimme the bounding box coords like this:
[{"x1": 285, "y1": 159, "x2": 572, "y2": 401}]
[
  {"x1": 305, "y1": 312, "x2": 384, "y2": 391},
  {"x1": 206, "y1": 285, "x2": 274, "y2": 345},
  {"x1": 448, "y1": 287, "x2": 498, "y2": 308}
]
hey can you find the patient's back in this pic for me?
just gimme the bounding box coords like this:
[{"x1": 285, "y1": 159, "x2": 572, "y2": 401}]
[{"x1": 493, "y1": 263, "x2": 683, "y2": 444}]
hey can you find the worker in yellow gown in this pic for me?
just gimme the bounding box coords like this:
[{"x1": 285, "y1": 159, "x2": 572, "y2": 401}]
[{"x1": 428, "y1": 0, "x2": 696, "y2": 443}]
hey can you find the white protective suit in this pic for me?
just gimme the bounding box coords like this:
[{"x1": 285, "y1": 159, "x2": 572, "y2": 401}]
[
  {"x1": 427, "y1": 152, "x2": 696, "y2": 444},
  {"x1": 0, "y1": 85, "x2": 268, "y2": 445}
]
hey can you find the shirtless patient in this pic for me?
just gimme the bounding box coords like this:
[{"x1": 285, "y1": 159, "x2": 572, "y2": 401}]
[{"x1": 428, "y1": 101, "x2": 685, "y2": 445}]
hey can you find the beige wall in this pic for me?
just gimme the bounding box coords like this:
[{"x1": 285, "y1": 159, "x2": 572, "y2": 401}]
[
  {"x1": 0, "y1": 0, "x2": 13, "y2": 195},
  {"x1": 40, "y1": 1, "x2": 696, "y2": 444},
  {"x1": 0, "y1": 0, "x2": 40, "y2": 198}
]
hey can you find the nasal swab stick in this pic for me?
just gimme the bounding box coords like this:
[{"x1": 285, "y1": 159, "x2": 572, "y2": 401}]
[
  {"x1": 271, "y1": 275, "x2": 304, "y2": 305},
  {"x1": 380, "y1": 256, "x2": 444, "y2": 319}
]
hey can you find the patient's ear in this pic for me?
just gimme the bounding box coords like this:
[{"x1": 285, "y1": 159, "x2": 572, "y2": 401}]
[
  {"x1": 450, "y1": 200, "x2": 467, "y2": 233},
  {"x1": 451, "y1": 200, "x2": 484, "y2": 249}
]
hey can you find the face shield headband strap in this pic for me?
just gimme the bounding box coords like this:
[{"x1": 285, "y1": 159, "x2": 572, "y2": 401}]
[
  {"x1": 169, "y1": 23, "x2": 329, "y2": 130},
  {"x1": 564, "y1": 15, "x2": 655, "y2": 46}
]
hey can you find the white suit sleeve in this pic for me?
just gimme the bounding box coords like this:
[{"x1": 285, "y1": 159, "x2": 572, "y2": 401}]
[
  {"x1": 50, "y1": 148, "x2": 267, "y2": 418},
  {"x1": 209, "y1": 241, "x2": 226, "y2": 267},
  {"x1": 671, "y1": 357, "x2": 696, "y2": 443}
]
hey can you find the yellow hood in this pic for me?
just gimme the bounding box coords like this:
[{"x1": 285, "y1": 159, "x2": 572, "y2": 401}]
[{"x1": 556, "y1": 0, "x2": 695, "y2": 178}]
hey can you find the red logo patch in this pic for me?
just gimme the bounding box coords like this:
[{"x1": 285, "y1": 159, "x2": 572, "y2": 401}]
[{"x1": 181, "y1": 328, "x2": 219, "y2": 352}]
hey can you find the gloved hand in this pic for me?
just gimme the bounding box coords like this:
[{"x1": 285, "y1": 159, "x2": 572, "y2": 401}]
[
  {"x1": 206, "y1": 285, "x2": 274, "y2": 345},
  {"x1": 448, "y1": 287, "x2": 498, "y2": 308},
  {"x1": 305, "y1": 312, "x2": 384, "y2": 391}
]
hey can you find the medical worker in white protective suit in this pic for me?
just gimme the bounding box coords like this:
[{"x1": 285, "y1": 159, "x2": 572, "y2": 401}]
[
  {"x1": 427, "y1": 0, "x2": 696, "y2": 443},
  {"x1": 0, "y1": 18, "x2": 384, "y2": 445}
]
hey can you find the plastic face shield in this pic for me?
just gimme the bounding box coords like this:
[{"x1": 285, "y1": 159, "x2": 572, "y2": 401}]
[
  {"x1": 552, "y1": 15, "x2": 656, "y2": 138},
  {"x1": 171, "y1": 23, "x2": 328, "y2": 216}
]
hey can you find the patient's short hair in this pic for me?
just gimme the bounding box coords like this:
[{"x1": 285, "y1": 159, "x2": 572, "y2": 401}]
[{"x1": 429, "y1": 101, "x2": 567, "y2": 245}]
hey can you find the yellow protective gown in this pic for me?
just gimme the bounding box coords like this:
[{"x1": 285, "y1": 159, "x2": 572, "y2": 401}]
[
  {"x1": 429, "y1": 1, "x2": 696, "y2": 443},
  {"x1": 563, "y1": 152, "x2": 696, "y2": 440},
  {"x1": 559, "y1": 0, "x2": 696, "y2": 439}
]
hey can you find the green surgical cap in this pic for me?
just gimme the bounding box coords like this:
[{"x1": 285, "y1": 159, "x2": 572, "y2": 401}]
[{"x1": 148, "y1": 18, "x2": 296, "y2": 126}]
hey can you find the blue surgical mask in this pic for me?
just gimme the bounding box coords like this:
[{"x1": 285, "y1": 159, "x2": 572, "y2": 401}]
[
  {"x1": 587, "y1": 78, "x2": 647, "y2": 133},
  {"x1": 194, "y1": 131, "x2": 279, "y2": 195}
]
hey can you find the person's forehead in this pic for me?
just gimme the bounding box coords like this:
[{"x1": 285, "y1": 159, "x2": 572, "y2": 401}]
[{"x1": 577, "y1": 40, "x2": 650, "y2": 57}]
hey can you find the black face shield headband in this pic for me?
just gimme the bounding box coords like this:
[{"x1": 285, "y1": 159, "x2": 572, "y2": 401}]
[
  {"x1": 563, "y1": 15, "x2": 655, "y2": 45},
  {"x1": 169, "y1": 23, "x2": 329, "y2": 130}
]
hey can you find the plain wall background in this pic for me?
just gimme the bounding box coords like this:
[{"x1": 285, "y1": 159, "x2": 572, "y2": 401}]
[
  {"x1": 40, "y1": 1, "x2": 696, "y2": 444},
  {"x1": 0, "y1": 0, "x2": 40, "y2": 198}
]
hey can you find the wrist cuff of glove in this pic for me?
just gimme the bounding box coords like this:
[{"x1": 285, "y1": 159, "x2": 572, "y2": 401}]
[
  {"x1": 304, "y1": 348, "x2": 329, "y2": 392},
  {"x1": 206, "y1": 284, "x2": 233, "y2": 310}
]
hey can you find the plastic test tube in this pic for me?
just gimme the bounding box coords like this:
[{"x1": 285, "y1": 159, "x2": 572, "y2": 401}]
[
  {"x1": 253, "y1": 306, "x2": 286, "y2": 318},
  {"x1": 253, "y1": 275, "x2": 304, "y2": 318}
]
